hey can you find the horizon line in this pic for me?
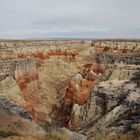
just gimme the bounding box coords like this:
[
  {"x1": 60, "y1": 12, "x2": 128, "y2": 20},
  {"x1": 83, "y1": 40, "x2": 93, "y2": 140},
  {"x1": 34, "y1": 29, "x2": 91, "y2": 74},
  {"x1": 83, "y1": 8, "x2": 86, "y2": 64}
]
[{"x1": 0, "y1": 38, "x2": 140, "y2": 41}]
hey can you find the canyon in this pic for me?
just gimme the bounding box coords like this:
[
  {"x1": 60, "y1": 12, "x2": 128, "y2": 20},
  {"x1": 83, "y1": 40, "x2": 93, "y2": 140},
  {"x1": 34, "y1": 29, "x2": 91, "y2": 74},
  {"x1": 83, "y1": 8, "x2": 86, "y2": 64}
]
[{"x1": 0, "y1": 40, "x2": 140, "y2": 140}]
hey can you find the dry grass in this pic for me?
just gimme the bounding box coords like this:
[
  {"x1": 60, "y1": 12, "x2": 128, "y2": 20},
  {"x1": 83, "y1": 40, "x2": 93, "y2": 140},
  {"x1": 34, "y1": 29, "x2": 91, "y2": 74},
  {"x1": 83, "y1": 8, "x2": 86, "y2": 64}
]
[
  {"x1": 101, "y1": 133, "x2": 135, "y2": 140},
  {"x1": 0, "y1": 135, "x2": 45, "y2": 140},
  {"x1": 90, "y1": 125, "x2": 140, "y2": 140},
  {"x1": 0, "y1": 131, "x2": 69, "y2": 140},
  {"x1": 99, "y1": 127, "x2": 140, "y2": 140},
  {"x1": 46, "y1": 131, "x2": 69, "y2": 140},
  {"x1": 92, "y1": 133, "x2": 134, "y2": 140}
]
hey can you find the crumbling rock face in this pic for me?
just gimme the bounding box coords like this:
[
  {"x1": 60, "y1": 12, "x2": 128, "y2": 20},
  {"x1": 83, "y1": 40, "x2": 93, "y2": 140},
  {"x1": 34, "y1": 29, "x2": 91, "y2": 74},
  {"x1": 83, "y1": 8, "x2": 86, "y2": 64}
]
[
  {"x1": 0, "y1": 40, "x2": 90, "y2": 125},
  {"x1": 96, "y1": 53, "x2": 140, "y2": 65},
  {"x1": 59, "y1": 44, "x2": 140, "y2": 129},
  {"x1": 74, "y1": 75, "x2": 140, "y2": 139},
  {"x1": 0, "y1": 40, "x2": 140, "y2": 140},
  {"x1": 87, "y1": 82, "x2": 140, "y2": 139},
  {"x1": 0, "y1": 58, "x2": 44, "y2": 122},
  {"x1": 0, "y1": 73, "x2": 26, "y2": 106},
  {"x1": 109, "y1": 66, "x2": 140, "y2": 80},
  {"x1": 66, "y1": 79, "x2": 139, "y2": 138},
  {"x1": 61, "y1": 66, "x2": 98, "y2": 128},
  {"x1": 57, "y1": 41, "x2": 140, "y2": 139},
  {"x1": 0, "y1": 96, "x2": 32, "y2": 120},
  {"x1": 65, "y1": 73, "x2": 94, "y2": 106}
]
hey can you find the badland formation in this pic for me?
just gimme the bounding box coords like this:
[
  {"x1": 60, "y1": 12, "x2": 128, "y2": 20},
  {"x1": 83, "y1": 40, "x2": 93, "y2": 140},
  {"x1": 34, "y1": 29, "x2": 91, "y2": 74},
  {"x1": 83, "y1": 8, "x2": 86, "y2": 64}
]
[{"x1": 0, "y1": 40, "x2": 140, "y2": 140}]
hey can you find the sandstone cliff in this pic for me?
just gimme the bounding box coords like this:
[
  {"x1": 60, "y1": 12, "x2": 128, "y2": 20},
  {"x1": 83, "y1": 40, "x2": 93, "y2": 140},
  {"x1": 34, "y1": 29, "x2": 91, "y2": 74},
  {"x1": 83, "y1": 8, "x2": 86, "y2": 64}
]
[{"x1": 0, "y1": 40, "x2": 140, "y2": 140}]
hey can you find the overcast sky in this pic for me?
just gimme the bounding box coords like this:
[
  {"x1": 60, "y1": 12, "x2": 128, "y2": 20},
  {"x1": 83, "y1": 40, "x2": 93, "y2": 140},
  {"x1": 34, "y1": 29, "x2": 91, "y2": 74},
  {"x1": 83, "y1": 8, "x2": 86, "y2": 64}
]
[{"x1": 0, "y1": 0, "x2": 140, "y2": 39}]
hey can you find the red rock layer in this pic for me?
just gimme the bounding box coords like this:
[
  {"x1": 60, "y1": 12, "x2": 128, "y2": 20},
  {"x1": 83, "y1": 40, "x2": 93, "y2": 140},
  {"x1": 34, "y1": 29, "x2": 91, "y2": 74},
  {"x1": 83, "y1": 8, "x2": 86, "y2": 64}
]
[
  {"x1": 65, "y1": 80, "x2": 95, "y2": 106},
  {"x1": 16, "y1": 73, "x2": 41, "y2": 120},
  {"x1": 63, "y1": 63, "x2": 104, "y2": 128},
  {"x1": 0, "y1": 49, "x2": 79, "y2": 61}
]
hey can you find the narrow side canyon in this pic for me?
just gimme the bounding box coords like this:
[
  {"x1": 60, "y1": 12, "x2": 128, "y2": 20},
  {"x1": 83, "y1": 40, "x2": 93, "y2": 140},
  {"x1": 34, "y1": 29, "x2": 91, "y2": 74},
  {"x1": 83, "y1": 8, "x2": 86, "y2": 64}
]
[{"x1": 0, "y1": 40, "x2": 140, "y2": 140}]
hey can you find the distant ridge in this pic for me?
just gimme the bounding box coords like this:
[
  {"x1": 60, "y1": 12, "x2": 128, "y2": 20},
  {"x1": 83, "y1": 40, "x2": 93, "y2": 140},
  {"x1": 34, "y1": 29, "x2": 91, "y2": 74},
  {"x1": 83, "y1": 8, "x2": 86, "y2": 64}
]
[{"x1": 0, "y1": 38, "x2": 140, "y2": 41}]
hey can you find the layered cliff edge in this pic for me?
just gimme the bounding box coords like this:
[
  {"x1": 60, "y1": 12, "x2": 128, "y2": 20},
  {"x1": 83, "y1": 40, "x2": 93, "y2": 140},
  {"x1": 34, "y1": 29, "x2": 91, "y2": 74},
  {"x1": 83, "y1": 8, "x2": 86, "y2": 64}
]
[{"x1": 0, "y1": 40, "x2": 140, "y2": 140}]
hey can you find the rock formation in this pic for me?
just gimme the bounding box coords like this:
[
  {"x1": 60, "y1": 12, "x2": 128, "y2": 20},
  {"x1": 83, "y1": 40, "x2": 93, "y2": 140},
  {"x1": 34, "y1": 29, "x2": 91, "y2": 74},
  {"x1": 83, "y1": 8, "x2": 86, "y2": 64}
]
[{"x1": 0, "y1": 40, "x2": 140, "y2": 140}]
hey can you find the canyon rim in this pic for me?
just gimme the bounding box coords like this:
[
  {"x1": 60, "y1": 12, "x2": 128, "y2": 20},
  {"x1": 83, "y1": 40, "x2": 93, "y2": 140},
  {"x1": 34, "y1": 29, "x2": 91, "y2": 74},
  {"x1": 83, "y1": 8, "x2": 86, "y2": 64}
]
[{"x1": 0, "y1": 0, "x2": 140, "y2": 140}]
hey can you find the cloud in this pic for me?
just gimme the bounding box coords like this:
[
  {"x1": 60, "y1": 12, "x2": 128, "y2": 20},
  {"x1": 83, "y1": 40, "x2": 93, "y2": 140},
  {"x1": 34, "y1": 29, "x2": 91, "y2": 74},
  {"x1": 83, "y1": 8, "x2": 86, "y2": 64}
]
[{"x1": 0, "y1": 0, "x2": 140, "y2": 39}]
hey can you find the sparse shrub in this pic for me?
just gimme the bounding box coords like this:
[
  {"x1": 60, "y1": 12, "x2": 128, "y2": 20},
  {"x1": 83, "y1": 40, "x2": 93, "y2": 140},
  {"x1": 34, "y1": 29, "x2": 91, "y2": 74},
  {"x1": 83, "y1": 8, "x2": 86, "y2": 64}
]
[{"x1": 0, "y1": 130, "x2": 18, "y2": 138}]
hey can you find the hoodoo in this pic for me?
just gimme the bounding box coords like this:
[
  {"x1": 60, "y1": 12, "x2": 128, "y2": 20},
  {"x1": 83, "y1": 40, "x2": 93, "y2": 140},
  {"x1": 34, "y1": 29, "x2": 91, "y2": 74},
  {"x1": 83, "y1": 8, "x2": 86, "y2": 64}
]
[{"x1": 0, "y1": 40, "x2": 140, "y2": 140}]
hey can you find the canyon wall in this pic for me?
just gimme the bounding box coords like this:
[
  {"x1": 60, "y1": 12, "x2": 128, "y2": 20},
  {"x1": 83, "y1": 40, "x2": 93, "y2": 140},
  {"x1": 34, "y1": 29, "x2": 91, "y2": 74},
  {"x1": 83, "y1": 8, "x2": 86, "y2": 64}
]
[
  {"x1": 0, "y1": 58, "x2": 41, "y2": 121},
  {"x1": 61, "y1": 40, "x2": 140, "y2": 139},
  {"x1": 0, "y1": 40, "x2": 140, "y2": 140}
]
